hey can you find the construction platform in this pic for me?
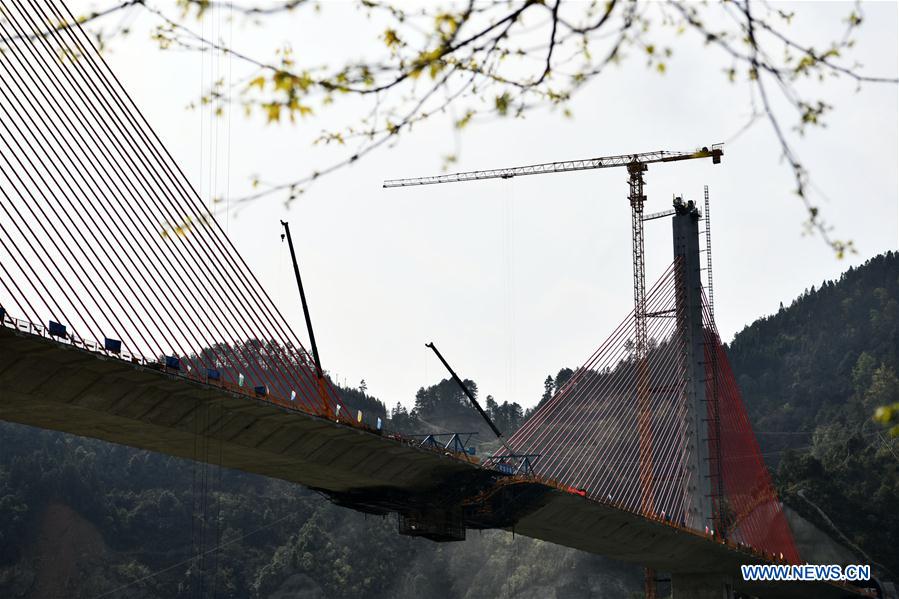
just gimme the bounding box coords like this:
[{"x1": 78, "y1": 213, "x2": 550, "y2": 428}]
[{"x1": 0, "y1": 323, "x2": 869, "y2": 599}]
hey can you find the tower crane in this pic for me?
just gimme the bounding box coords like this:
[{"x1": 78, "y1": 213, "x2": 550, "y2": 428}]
[{"x1": 382, "y1": 144, "x2": 723, "y2": 518}]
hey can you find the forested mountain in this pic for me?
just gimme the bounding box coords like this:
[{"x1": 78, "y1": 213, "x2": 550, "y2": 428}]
[
  {"x1": 727, "y1": 251, "x2": 899, "y2": 578},
  {"x1": 729, "y1": 251, "x2": 898, "y2": 442},
  {"x1": 0, "y1": 252, "x2": 896, "y2": 597}
]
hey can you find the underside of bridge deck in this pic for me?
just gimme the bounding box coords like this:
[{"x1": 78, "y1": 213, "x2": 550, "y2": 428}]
[{"x1": 0, "y1": 325, "x2": 868, "y2": 599}]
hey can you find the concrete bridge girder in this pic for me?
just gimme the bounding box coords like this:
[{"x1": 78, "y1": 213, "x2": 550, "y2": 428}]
[{"x1": 0, "y1": 326, "x2": 865, "y2": 599}]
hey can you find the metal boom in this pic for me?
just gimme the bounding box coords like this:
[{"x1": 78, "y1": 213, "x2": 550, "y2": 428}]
[
  {"x1": 280, "y1": 220, "x2": 332, "y2": 418},
  {"x1": 382, "y1": 145, "x2": 722, "y2": 188},
  {"x1": 382, "y1": 144, "x2": 723, "y2": 518}
]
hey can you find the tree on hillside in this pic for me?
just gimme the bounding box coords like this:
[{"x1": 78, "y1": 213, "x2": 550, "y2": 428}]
[
  {"x1": 54, "y1": 0, "x2": 898, "y2": 255},
  {"x1": 490, "y1": 399, "x2": 524, "y2": 434},
  {"x1": 414, "y1": 377, "x2": 478, "y2": 422},
  {"x1": 389, "y1": 402, "x2": 418, "y2": 433},
  {"x1": 872, "y1": 369, "x2": 899, "y2": 437},
  {"x1": 554, "y1": 367, "x2": 574, "y2": 394},
  {"x1": 542, "y1": 375, "x2": 554, "y2": 405}
]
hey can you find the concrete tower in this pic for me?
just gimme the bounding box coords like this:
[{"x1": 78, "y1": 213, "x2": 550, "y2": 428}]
[{"x1": 671, "y1": 197, "x2": 714, "y2": 533}]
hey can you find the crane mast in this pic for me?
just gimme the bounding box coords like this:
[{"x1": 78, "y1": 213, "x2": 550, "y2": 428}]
[
  {"x1": 627, "y1": 161, "x2": 654, "y2": 516},
  {"x1": 383, "y1": 144, "x2": 723, "y2": 519}
]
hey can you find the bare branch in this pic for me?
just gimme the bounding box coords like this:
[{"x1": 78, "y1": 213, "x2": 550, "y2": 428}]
[{"x1": 58, "y1": 0, "x2": 897, "y2": 254}]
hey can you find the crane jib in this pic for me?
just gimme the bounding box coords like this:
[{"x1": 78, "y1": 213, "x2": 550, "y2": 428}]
[{"x1": 382, "y1": 144, "x2": 723, "y2": 188}]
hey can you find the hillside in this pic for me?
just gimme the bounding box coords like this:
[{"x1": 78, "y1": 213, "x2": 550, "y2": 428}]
[
  {"x1": 729, "y1": 251, "x2": 898, "y2": 440},
  {"x1": 727, "y1": 251, "x2": 899, "y2": 576}
]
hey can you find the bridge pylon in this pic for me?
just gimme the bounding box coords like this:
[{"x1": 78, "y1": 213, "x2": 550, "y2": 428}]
[{"x1": 672, "y1": 197, "x2": 715, "y2": 533}]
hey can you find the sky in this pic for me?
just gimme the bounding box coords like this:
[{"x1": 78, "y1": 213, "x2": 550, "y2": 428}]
[{"x1": 73, "y1": 0, "x2": 898, "y2": 411}]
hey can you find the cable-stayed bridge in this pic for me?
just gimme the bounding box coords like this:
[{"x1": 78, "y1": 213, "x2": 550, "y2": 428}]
[{"x1": 0, "y1": 2, "x2": 872, "y2": 598}]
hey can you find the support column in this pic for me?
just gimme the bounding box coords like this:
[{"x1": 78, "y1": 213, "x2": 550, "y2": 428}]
[
  {"x1": 671, "y1": 573, "x2": 734, "y2": 599},
  {"x1": 672, "y1": 197, "x2": 714, "y2": 532}
]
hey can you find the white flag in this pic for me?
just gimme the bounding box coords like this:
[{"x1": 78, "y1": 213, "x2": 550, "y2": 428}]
[
  {"x1": 290, "y1": 390, "x2": 296, "y2": 401},
  {"x1": 238, "y1": 373, "x2": 245, "y2": 387}
]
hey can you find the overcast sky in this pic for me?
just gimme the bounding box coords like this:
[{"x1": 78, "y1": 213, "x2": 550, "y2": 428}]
[{"x1": 79, "y1": 1, "x2": 898, "y2": 410}]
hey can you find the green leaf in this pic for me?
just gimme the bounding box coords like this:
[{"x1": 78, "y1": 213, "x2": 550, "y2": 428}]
[
  {"x1": 495, "y1": 92, "x2": 511, "y2": 116},
  {"x1": 263, "y1": 103, "x2": 281, "y2": 123},
  {"x1": 383, "y1": 29, "x2": 401, "y2": 49}
]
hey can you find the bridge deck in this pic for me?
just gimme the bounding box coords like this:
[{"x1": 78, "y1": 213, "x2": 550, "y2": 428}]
[{"x1": 0, "y1": 324, "x2": 865, "y2": 598}]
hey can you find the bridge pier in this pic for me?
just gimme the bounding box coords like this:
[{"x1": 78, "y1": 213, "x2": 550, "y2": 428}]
[{"x1": 671, "y1": 573, "x2": 735, "y2": 599}]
